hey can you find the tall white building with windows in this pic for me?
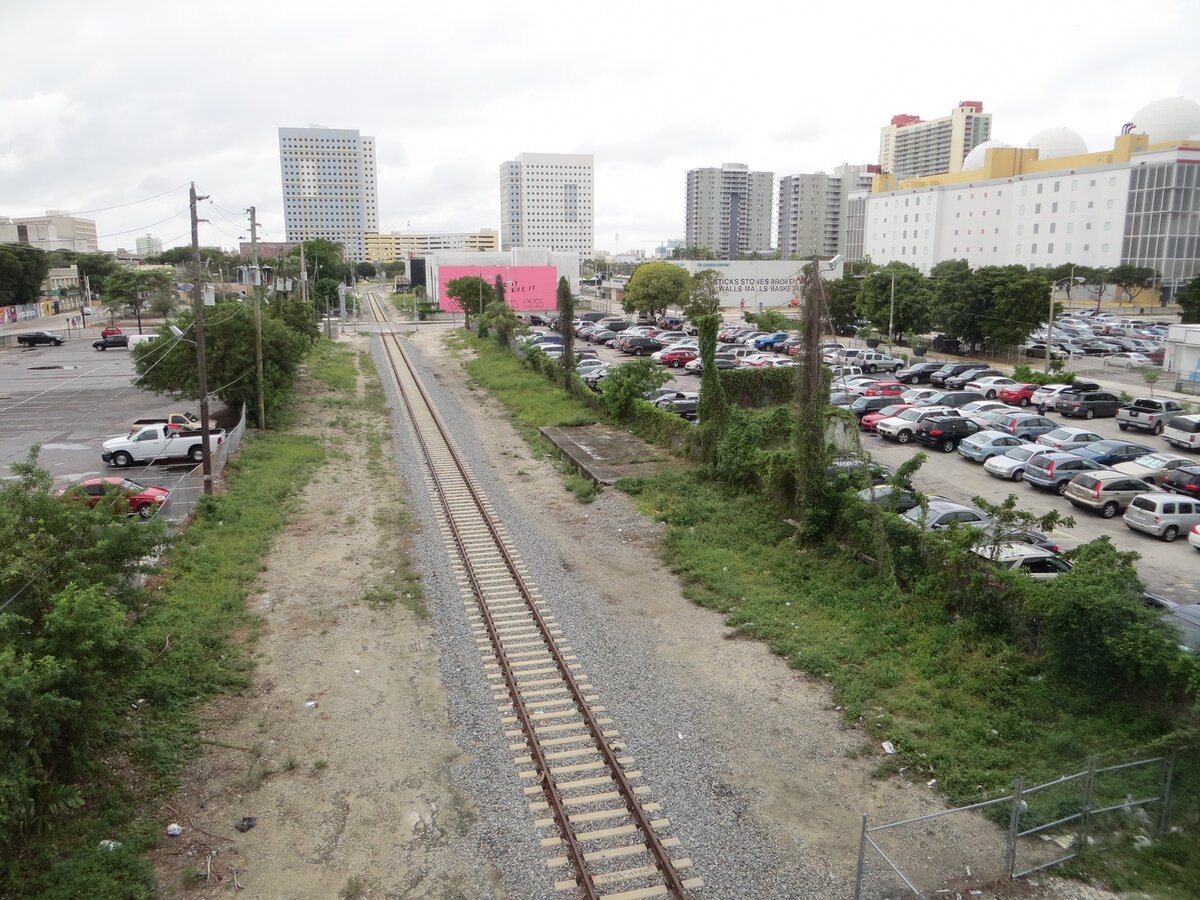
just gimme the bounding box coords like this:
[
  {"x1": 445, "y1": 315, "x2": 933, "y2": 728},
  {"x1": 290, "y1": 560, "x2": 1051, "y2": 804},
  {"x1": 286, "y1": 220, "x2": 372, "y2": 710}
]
[
  {"x1": 852, "y1": 97, "x2": 1200, "y2": 296},
  {"x1": 777, "y1": 164, "x2": 875, "y2": 260},
  {"x1": 278, "y1": 125, "x2": 378, "y2": 262},
  {"x1": 499, "y1": 152, "x2": 594, "y2": 256},
  {"x1": 878, "y1": 101, "x2": 992, "y2": 180},
  {"x1": 685, "y1": 163, "x2": 774, "y2": 258}
]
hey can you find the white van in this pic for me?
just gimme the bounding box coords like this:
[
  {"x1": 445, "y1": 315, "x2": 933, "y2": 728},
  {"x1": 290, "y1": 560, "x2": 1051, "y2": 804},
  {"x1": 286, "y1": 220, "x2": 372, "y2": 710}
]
[
  {"x1": 1164, "y1": 415, "x2": 1200, "y2": 451},
  {"x1": 126, "y1": 333, "x2": 161, "y2": 349}
]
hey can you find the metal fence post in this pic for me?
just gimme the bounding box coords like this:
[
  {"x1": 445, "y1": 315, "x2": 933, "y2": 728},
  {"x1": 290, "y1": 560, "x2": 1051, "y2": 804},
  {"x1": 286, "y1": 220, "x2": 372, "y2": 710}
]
[
  {"x1": 1077, "y1": 756, "x2": 1097, "y2": 854},
  {"x1": 1157, "y1": 752, "x2": 1176, "y2": 835},
  {"x1": 1004, "y1": 776, "x2": 1024, "y2": 878},
  {"x1": 852, "y1": 814, "x2": 868, "y2": 900}
]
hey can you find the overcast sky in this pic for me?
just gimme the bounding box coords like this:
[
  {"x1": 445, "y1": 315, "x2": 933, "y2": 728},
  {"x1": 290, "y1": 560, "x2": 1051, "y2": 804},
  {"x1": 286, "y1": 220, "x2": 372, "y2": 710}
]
[{"x1": 3, "y1": 0, "x2": 1198, "y2": 257}]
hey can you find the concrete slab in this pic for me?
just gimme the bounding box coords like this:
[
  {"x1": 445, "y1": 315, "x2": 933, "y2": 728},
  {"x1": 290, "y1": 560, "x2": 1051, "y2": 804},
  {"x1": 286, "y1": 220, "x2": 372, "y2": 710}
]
[{"x1": 540, "y1": 424, "x2": 673, "y2": 484}]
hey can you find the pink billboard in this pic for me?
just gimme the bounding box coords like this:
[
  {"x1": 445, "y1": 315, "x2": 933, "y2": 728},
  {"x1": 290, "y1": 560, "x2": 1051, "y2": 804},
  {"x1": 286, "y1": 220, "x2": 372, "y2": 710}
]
[{"x1": 437, "y1": 265, "x2": 558, "y2": 312}]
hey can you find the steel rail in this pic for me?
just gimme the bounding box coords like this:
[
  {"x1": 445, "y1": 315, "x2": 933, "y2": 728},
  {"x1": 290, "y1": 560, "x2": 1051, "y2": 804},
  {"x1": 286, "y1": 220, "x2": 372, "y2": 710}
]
[{"x1": 366, "y1": 293, "x2": 690, "y2": 897}]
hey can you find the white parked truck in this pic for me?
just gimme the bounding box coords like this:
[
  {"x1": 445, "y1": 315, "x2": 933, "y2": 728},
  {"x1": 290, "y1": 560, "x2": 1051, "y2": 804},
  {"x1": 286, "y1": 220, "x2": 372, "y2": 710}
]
[
  {"x1": 102, "y1": 424, "x2": 225, "y2": 468},
  {"x1": 1115, "y1": 398, "x2": 1185, "y2": 435}
]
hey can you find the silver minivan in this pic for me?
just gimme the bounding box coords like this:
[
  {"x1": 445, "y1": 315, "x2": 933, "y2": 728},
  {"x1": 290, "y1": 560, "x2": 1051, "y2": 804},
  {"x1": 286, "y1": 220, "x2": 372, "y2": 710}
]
[{"x1": 1123, "y1": 492, "x2": 1200, "y2": 542}]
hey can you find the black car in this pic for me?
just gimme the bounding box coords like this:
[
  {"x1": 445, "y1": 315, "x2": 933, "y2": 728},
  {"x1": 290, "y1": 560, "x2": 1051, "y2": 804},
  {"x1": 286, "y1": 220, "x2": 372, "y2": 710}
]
[
  {"x1": 655, "y1": 396, "x2": 698, "y2": 420},
  {"x1": 849, "y1": 396, "x2": 896, "y2": 420},
  {"x1": 946, "y1": 367, "x2": 1003, "y2": 390},
  {"x1": 931, "y1": 334, "x2": 962, "y2": 354},
  {"x1": 620, "y1": 336, "x2": 663, "y2": 356},
  {"x1": 92, "y1": 334, "x2": 129, "y2": 350},
  {"x1": 895, "y1": 361, "x2": 944, "y2": 384},
  {"x1": 588, "y1": 329, "x2": 618, "y2": 344},
  {"x1": 929, "y1": 362, "x2": 983, "y2": 387},
  {"x1": 914, "y1": 415, "x2": 981, "y2": 452},
  {"x1": 1053, "y1": 389, "x2": 1122, "y2": 419},
  {"x1": 16, "y1": 330, "x2": 65, "y2": 347},
  {"x1": 1163, "y1": 466, "x2": 1200, "y2": 497}
]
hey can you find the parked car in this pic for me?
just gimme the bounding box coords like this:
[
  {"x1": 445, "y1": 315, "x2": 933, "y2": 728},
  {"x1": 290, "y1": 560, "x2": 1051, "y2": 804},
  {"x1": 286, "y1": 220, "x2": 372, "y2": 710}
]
[
  {"x1": 895, "y1": 361, "x2": 945, "y2": 384},
  {"x1": 1068, "y1": 439, "x2": 1155, "y2": 467},
  {"x1": 900, "y1": 499, "x2": 991, "y2": 531},
  {"x1": 1163, "y1": 465, "x2": 1200, "y2": 497},
  {"x1": 876, "y1": 406, "x2": 958, "y2": 443},
  {"x1": 1036, "y1": 427, "x2": 1104, "y2": 451},
  {"x1": 946, "y1": 368, "x2": 1004, "y2": 390},
  {"x1": 1113, "y1": 452, "x2": 1193, "y2": 486},
  {"x1": 1123, "y1": 493, "x2": 1200, "y2": 542},
  {"x1": 57, "y1": 476, "x2": 170, "y2": 519},
  {"x1": 901, "y1": 387, "x2": 941, "y2": 405},
  {"x1": 959, "y1": 399, "x2": 1011, "y2": 419},
  {"x1": 828, "y1": 457, "x2": 895, "y2": 486},
  {"x1": 971, "y1": 542, "x2": 1072, "y2": 580},
  {"x1": 1104, "y1": 352, "x2": 1155, "y2": 369},
  {"x1": 1029, "y1": 381, "x2": 1101, "y2": 409},
  {"x1": 16, "y1": 330, "x2": 65, "y2": 347},
  {"x1": 850, "y1": 396, "x2": 898, "y2": 420},
  {"x1": 914, "y1": 415, "x2": 982, "y2": 453},
  {"x1": 854, "y1": 350, "x2": 905, "y2": 374},
  {"x1": 1115, "y1": 398, "x2": 1185, "y2": 435},
  {"x1": 1064, "y1": 471, "x2": 1154, "y2": 518},
  {"x1": 987, "y1": 412, "x2": 1058, "y2": 441},
  {"x1": 1054, "y1": 389, "x2": 1123, "y2": 419},
  {"x1": 919, "y1": 390, "x2": 986, "y2": 409},
  {"x1": 100, "y1": 325, "x2": 123, "y2": 338},
  {"x1": 685, "y1": 353, "x2": 738, "y2": 374},
  {"x1": 930, "y1": 335, "x2": 962, "y2": 354},
  {"x1": 929, "y1": 362, "x2": 984, "y2": 387},
  {"x1": 862, "y1": 381, "x2": 906, "y2": 398},
  {"x1": 860, "y1": 403, "x2": 913, "y2": 431},
  {"x1": 753, "y1": 331, "x2": 793, "y2": 351},
  {"x1": 964, "y1": 376, "x2": 1018, "y2": 399},
  {"x1": 1163, "y1": 415, "x2": 1200, "y2": 452},
  {"x1": 958, "y1": 431, "x2": 1029, "y2": 462},
  {"x1": 1022, "y1": 452, "x2": 1108, "y2": 495},
  {"x1": 658, "y1": 348, "x2": 699, "y2": 368},
  {"x1": 855, "y1": 484, "x2": 936, "y2": 513},
  {"x1": 984, "y1": 444, "x2": 1051, "y2": 481},
  {"x1": 838, "y1": 376, "x2": 885, "y2": 396}
]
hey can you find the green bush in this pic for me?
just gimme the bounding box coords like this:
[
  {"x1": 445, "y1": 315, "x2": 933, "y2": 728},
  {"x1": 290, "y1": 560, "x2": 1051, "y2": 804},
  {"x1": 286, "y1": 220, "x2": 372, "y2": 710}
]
[
  {"x1": 598, "y1": 358, "x2": 669, "y2": 420},
  {"x1": 1012, "y1": 364, "x2": 1077, "y2": 386},
  {"x1": 721, "y1": 367, "x2": 796, "y2": 408}
]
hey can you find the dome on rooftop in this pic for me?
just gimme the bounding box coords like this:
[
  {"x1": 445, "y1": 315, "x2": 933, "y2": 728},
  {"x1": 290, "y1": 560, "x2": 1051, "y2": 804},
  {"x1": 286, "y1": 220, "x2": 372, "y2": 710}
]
[
  {"x1": 962, "y1": 139, "x2": 1014, "y2": 171},
  {"x1": 1027, "y1": 127, "x2": 1088, "y2": 159},
  {"x1": 1128, "y1": 97, "x2": 1200, "y2": 144}
]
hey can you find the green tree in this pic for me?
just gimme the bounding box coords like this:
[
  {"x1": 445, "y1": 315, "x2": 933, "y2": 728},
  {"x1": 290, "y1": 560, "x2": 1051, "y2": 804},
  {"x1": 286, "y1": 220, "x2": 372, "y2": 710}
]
[
  {"x1": 1085, "y1": 266, "x2": 1113, "y2": 310},
  {"x1": 73, "y1": 252, "x2": 118, "y2": 296},
  {"x1": 974, "y1": 265, "x2": 1052, "y2": 347},
  {"x1": 132, "y1": 304, "x2": 308, "y2": 424},
  {"x1": 683, "y1": 269, "x2": 722, "y2": 321},
  {"x1": 622, "y1": 261, "x2": 690, "y2": 320},
  {"x1": 355, "y1": 261, "x2": 377, "y2": 279},
  {"x1": 268, "y1": 293, "x2": 320, "y2": 346},
  {"x1": 598, "y1": 358, "x2": 668, "y2": 419},
  {"x1": 288, "y1": 239, "x2": 350, "y2": 285},
  {"x1": 671, "y1": 246, "x2": 718, "y2": 260},
  {"x1": 854, "y1": 262, "x2": 931, "y2": 341},
  {"x1": 1109, "y1": 264, "x2": 1157, "y2": 304},
  {"x1": 102, "y1": 268, "x2": 176, "y2": 322},
  {"x1": 824, "y1": 276, "x2": 862, "y2": 335},
  {"x1": 445, "y1": 275, "x2": 495, "y2": 326},
  {"x1": 749, "y1": 309, "x2": 790, "y2": 333},
  {"x1": 0, "y1": 244, "x2": 50, "y2": 305},
  {"x1": 1177, "y1": 276, "x2": 1200, "y2": 324},
  {"x1": 928, "y1": 259, "x2": 983, "y2": 346},
  {"x1": 556, "y1": 276, "x2": 574, "y2": 376},
  {"x1": 481, "y1": 300, "x2": 517, "y2": 347}
]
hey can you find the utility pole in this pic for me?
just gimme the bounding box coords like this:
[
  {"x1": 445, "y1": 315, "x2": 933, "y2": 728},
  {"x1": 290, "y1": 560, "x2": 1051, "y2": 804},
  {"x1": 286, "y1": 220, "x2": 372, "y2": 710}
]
[
  {"x1": 190, "y1": 182, "x2": 214, "y2": 496},
  {"x1": 248, "y1": 206, "x2": 266, "y2": 429}
]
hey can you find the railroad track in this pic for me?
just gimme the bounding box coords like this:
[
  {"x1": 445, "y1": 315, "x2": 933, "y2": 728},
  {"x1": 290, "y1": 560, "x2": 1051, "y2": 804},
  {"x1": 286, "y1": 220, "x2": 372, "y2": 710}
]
[{"x1": 364, "y1": 292, "x2": 701, "y2": 899}]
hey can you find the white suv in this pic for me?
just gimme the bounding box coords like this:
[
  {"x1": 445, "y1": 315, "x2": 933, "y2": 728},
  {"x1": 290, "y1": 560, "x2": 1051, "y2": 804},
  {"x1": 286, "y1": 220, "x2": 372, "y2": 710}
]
[
  {"x1": 853, "y1": 350, "x2": 905, "y2": 374},
  {"x1": 876, "y1": 406, "x2": 959, "y2": 444}
]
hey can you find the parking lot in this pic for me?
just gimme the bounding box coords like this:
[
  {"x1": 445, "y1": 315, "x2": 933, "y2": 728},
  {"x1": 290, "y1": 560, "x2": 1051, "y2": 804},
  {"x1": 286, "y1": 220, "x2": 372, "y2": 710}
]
[
  {"x1": 558, "y1": 324, "x2": 1199, "y2": 607},
  {"x1": 0, "y1": 336, "x2": 227, "y2": 495}
]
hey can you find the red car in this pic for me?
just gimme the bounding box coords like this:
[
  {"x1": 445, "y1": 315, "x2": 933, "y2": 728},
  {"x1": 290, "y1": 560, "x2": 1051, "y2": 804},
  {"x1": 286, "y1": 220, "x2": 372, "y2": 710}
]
[
  {"x1": 997, "y1": 383, "x2": 1040, "y2": 407},
  {"x1": 58, "y1": 477, "x2": 169, "y2": 519},
  {"x1": 658, "y1": 348, "x2": 699, "y2": 368},
  {"x1": 860, "y1": 403, "x2": 913, "y2": 432},
  {"x1": 101, "y1": 326, "x2": 123, "y2": 338},
  {"x1": 863, "y1": 381, "x2": 904, "y2": 398}
]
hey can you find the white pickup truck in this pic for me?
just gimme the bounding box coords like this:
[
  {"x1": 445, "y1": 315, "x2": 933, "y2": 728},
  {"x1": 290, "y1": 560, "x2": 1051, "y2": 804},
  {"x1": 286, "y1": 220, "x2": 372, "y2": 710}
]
[
  {"x1": 102, "y1": 424, "x2": 225, "y2": 468},
  {"x1": 1116, "y1": 398, "x2": 1186, "y2": 435}
]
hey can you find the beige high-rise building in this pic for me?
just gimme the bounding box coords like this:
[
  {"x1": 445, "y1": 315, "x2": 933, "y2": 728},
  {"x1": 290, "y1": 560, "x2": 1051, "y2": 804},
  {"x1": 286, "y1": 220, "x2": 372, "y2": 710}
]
[
  {"x1": 685, "y1": 163, "x2": 774, "y2": 258},
  {"x1": 878, "y1": 101, "x2": 993, "y2": 180},
  {"x1": 9, "y1": 210, "x2": 98, "y2": 251},
  {"x1": 364, "y1": 229, "x2": 499, "y2": 263},
  {"x1": 777, "y1": 164, "x2": 876, "y2": 260}
]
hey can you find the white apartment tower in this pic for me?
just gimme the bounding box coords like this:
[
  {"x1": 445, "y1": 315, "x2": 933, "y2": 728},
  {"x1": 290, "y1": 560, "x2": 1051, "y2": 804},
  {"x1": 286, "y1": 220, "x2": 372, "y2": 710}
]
[
  {"x1": 777, "y1": 164, "x2": 875, "y2": 260},
  {"x1": 878, "y1": 101, "x2": 993, "y2": 180},
  {"x1": 135, "y1": 234, "x2": 163, "y2": 257},
  {"x1": 499, "y1": 153, "x2": 594, "y2": 255},
  {"x1": 278, "y1": 125, "x2": 378, "y2": 262},
  {"x1": 685, "y1": 163, "x2": 774, "y2": 258}
]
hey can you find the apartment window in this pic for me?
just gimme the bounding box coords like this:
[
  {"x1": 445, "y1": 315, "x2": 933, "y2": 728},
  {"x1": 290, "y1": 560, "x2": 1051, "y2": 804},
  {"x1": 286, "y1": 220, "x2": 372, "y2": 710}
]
[
  {"x1": 1016, "y1": 245, "x2": 1022, "y2": 254},
  {"x1": 1031, "y1": 243, "x2": 1038, "y2": 254},
  {"x1": 1071, "y1": 180, "x2": 1078, "y2": 191},
  {"x1": 1088, "y1": 201, "x2": 1094, "y2": 209},
  {"x1": 1053, "y1": 181, "x2": 1061, "y2": 192},
  {"x1": 1102, "y1": 243, "x2": 1110, "y2": 252},
  {"x1": 1069, "y1": 200, "x2": 1077, "y2": 212},
  {"x1": 1047, "y1": 243, "x2": 1054, "y2": 253},
  {"x1": 1106, "y1": 199, "x2": 1115, "y2": 209},
  {"x1": 1084, "y1": 244, "x2": 1090, "y2": 251},
  {"x1": 1037, "y1": 184, "x2": 1044, "y2": 194},
  {"x1": 1021, "y1": 185, "x2": 1027, "y2": 196},
  {"x1": 1035, "y1": 203, "x2": 1042, "y2": 214},
  {"x1": 1104, "y1": 221, "x2": 1112, "y2": 231},
  {"x1": 1067, "y1": 222, "x2": 1074, "y2": 233},
  {"x1": 1019, "y1": 205, "x2": 1025, "y2": 215},
  {"x1": 1086, "y1": 222, "x2": 1093, "y2": 231},
  {"x1": 1050, "y1": 223, "x2": 1057, "y2": 234},
  {"x1": 1017, "y1": 225, "x2": 1024, "y2": 235}
]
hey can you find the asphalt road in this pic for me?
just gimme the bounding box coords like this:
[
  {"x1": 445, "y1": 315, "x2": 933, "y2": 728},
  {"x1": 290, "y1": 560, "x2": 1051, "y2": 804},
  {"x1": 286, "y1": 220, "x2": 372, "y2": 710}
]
[
  {"x1": 564, "y1": 330, "x2": 1199, "y2": 606},
  {"x1": 0, "y1": 338, "x2": 214, "y2": 493}
]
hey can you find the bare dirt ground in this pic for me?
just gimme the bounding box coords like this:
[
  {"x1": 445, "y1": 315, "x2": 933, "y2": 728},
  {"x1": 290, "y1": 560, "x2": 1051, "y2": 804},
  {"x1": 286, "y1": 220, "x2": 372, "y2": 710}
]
[
  {"x1": 149, "y1": 320, "x2": 1138, "y2": 900},
  {"x1": 150, "y1": 343, "x2": 498, "y2": 899}
]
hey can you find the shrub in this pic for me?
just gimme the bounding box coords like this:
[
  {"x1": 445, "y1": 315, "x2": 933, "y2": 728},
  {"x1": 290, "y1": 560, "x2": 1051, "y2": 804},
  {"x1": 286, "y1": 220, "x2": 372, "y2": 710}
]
[
  {"x1": 721, "y1": 367, "x2": 796, "y2": 408},
  {"x1": 1012, "y1": 364, "x2": 1077, "y2": 386}
]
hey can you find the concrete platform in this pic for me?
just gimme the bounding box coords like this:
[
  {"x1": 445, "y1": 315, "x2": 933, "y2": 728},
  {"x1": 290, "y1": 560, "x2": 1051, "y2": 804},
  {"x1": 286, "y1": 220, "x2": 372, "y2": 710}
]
[{"x1": 540, "y1": 424, "x2": 673, "y2": 484}]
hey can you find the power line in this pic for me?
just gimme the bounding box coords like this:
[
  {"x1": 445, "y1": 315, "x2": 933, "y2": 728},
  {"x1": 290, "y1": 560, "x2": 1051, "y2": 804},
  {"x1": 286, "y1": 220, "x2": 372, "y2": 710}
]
[
  {"x1": 54, "y1": 182, "x2": 192, "y2": 217},
  {"x1": 97, "y1": 209, "x2": 190, "y2": 239}
]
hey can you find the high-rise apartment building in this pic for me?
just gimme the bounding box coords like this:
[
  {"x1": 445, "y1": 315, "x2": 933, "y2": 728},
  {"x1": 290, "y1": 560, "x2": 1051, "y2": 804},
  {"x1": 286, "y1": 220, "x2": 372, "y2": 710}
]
[
  {"x1": 878, "y1": 101, "x2": 992, "y2": 180},
  {"x1": 278, "y1": 125, "x2": 378, "y2": 262},
  {"x1": 499, "y1": 153, "x2": 594, "y2": 256},
  {"x1": 685, "y1": 163, "x2": 774, "y2": 258},
  {"x1": 135, "y1": 234, "x2": 163, "y2": 256},
  {"x1": 777, "y1": 164, "x2": 876, "y2": 260}
]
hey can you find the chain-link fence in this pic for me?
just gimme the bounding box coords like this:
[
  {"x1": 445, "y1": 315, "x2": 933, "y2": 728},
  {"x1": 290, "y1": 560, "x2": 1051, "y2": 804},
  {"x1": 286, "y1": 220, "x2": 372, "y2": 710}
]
[
  {"x1": 852, "y1": 754, "x2": 1176, "y2": 899},
  {"x1": 155, "y1": 405, "x2": 247, "y2": 527}
]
